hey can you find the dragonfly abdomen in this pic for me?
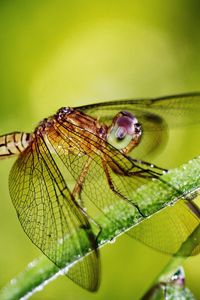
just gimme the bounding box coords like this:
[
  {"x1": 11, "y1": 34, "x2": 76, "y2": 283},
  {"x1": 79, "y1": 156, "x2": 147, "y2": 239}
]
[{"x1": 0, "y1": 132, "x2": 31, "y2": 159}]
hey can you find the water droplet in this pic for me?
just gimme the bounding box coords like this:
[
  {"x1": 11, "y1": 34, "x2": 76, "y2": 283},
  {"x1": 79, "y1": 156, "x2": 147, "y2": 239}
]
[
  {"x1": 10, "y1": 278, "x2": 16, "y2": 285},
  {"x1": 109, "y1": 237, "x2": 116, "y2": 244},
  {"x1": 28, "y1": 260, "x2": 37, "y2": 269},
  {"x1": 58, "y1": 238, "x2": 64, "y2": 245}
]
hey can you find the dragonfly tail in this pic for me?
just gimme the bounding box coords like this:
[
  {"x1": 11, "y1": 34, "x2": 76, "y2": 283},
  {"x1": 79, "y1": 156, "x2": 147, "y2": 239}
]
[{"x1": 0, "y1": 132, "x2": 31, "y2": 159}]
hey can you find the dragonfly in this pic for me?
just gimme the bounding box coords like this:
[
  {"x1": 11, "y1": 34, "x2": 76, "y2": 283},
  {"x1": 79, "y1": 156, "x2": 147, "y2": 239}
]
[{"x1": 0, "y1": 93, "x2": 200, "y2": 291}]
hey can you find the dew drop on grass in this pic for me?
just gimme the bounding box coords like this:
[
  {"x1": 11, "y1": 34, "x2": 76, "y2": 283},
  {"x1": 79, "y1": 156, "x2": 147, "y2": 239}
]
[
  {"x1": 10, "y1": 278, "x2": 16, "y2": 285},
  {"x1": 109, "y1": 237, "x2": 116, "y2": 244}
]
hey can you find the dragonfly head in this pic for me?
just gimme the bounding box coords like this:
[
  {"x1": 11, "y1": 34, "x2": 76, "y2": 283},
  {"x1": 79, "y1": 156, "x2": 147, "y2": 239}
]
[
  {"x1": 56, "y1": 107, "x2": 73, "y2": 118},
  {"x1": 107, "y1": 111, "x2": 142, "y2": 154}
]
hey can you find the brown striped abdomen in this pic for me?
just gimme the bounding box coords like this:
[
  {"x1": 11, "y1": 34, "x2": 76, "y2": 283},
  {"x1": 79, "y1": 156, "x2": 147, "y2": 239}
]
[{"x1": 0, "y1": 132, "x2": 31, "y2": 159}]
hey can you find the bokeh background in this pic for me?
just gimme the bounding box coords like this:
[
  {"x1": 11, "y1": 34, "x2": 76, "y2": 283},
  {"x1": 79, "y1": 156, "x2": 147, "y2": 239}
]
[{"x1": 0, "y1": 1, "x2": 200, "y2": 299}]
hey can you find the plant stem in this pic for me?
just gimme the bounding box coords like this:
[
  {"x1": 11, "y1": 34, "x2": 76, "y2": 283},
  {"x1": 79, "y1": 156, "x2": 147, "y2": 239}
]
[{"x1": 0, "y1": 157, "x2": 199, "y2": 300}]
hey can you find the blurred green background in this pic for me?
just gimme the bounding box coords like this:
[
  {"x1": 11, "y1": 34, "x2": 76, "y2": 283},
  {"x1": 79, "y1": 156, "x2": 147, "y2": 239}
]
[{"x1": 0, "y1": 1, "x2": 200, "y2": 299}]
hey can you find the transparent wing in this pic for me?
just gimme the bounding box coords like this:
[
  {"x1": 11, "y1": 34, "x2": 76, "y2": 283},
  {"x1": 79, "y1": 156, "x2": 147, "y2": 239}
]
[
  {"x1": 79, "y1": 93, "x2": 200, "y2": 126},
  {"x1": 129, "y1": 200, "x2": 200, "y2": 256},
  {"x1": 46, "y1": 124, "x2": 145, "y2": 228},
  {"x1": 46, "y1": 119, "x2": 200, "y2": 256},
  {"x1": 78, "y1": 93, "x2": 200, "y2": 159},
  {"x1": 9, "y1": 135, "x2": 100, "y2": 291},
  {"x1": 32, "y1": 120, "x2": 184, "y2": 254}
]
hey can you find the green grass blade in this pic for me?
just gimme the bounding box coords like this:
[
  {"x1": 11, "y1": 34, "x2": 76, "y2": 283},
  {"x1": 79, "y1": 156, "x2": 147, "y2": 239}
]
[{"x1": 0, "y1": 157, "x2": 199, "y2": 300}]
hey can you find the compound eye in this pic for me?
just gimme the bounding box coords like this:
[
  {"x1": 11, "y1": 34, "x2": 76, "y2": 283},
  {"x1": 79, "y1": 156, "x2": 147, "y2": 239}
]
[
  {"x1": 56, "y1": 107, "x2": 72, "y2": 118},
  {"x1": 107, "y1": 114, "x2": 140, "y2": 150}
]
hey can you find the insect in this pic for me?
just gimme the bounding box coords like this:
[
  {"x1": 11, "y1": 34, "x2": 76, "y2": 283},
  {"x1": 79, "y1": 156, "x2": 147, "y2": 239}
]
[{"x1": 0, "y1": 93, "x2": 200, "y2": 291}]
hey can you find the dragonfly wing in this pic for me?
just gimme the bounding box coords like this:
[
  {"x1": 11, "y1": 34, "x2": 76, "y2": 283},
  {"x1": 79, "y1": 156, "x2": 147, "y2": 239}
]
[
  {"x1": 128, "y1": 199, "x2": 200, "y2": 256},
  {"x1": 47, "y1": 120, "x2": 200, "y2": 256},
  {"x1": 80, "y1": 99, "x2": 168, "y2": 159},
  {"x1": 47, "y1": 121, "x2": 159, "y2": 219},
  {"x1": 78, "y1": 93, "x2": 200, "y2": 127},
  {"x1": 9, "y1": 135, "x2": 100, "y2": 291},
  {"x1": 78, "y1": 93, "x2": 200, "y2": 159}
]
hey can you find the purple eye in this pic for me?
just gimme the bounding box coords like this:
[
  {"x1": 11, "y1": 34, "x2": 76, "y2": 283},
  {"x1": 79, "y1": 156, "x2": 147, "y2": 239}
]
[
  {"x1": 107, "y1": 111, "x2": 142, "y2": 150},
  {"x1": 116, "y1": 114, "x2": 139, "y2": 135},
  {"x1": 121, "y1": 111, "x2": 136, "y2": 119}
]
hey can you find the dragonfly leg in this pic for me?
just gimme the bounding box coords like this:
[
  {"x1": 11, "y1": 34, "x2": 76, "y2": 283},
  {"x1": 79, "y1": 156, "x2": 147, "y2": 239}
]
[
  {"x1": 102, "y1": 159, "x2": 146, "y2": 218},
  {"x1": 72, "y1": 156, "x2": 102, "y2": 240},
  {"x1": 127, "y1": 158, "x2": 200, "y2": 206},
  {"x1": 72, "y1": 156, "x2": 93, "y2": 205},
  {"x1": 128, "y1": 157, "x2": 168, "y2": 173}
]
